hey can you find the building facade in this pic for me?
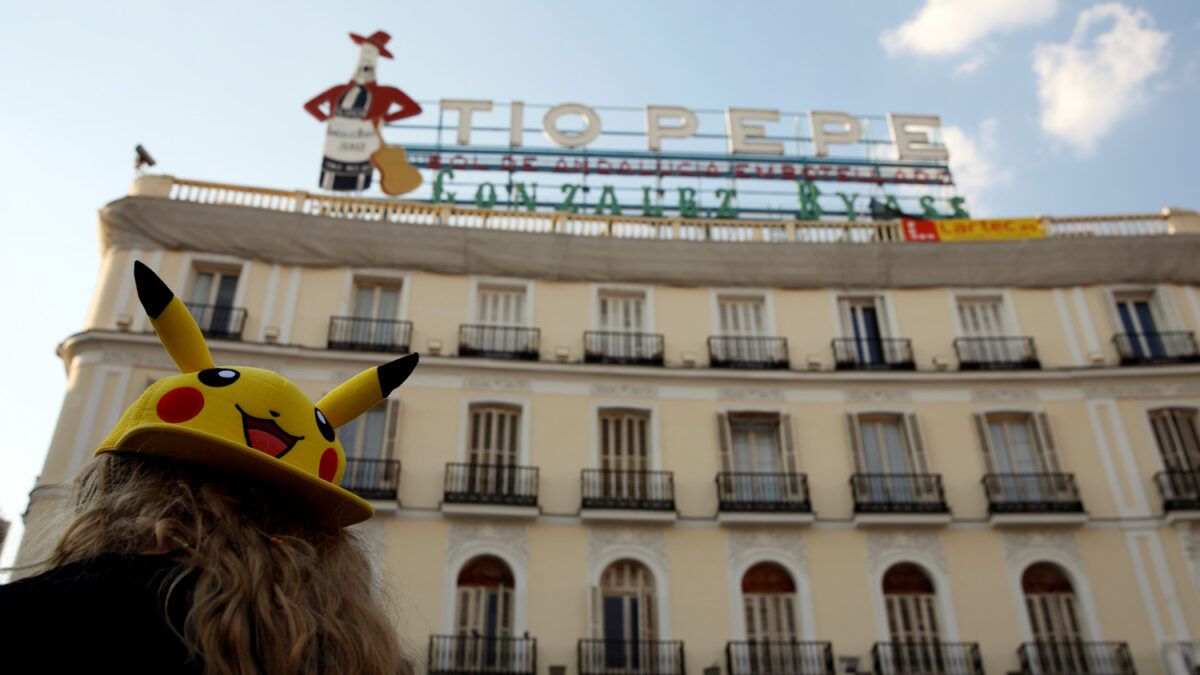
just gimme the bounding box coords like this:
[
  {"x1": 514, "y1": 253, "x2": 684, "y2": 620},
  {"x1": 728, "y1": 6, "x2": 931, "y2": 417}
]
[{"x1": 17, "y1": 174, "x2": 1200, "y2": 675}]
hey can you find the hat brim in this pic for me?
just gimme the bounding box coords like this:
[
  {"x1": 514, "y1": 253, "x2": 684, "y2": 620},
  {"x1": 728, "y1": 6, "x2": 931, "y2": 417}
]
[
  {"x1": 349, "y1": 33, "x2": 394, "y2": 59},
  {"x1": 107, "y1": 424, "x2": 374, "y2": 527}
]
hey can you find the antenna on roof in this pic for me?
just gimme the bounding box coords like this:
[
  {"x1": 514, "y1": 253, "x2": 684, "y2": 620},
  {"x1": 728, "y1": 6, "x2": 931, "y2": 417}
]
[{"x1": 135, "y1": 145, "x2": 157, "y2": 174}]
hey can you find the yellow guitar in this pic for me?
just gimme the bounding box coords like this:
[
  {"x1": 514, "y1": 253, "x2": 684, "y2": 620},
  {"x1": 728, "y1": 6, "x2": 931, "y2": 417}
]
[{"x1": 370, "y1": 123, "x2": 423, "y2": 196}]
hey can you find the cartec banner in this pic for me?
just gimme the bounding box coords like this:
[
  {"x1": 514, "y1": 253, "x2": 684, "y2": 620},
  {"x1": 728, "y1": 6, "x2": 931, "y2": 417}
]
[{"x1": 903, "y1": 218, "x2": 1044, "y2": 242}]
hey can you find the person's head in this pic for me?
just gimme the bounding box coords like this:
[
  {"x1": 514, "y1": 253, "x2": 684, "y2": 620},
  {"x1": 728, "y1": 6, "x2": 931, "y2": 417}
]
[{"x1": 54, "y1": 451, "x2": 405, "y2": 675}]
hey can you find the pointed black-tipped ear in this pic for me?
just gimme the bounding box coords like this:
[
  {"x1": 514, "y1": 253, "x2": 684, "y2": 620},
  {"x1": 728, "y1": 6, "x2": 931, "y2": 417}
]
[
  {"x1": 134, "y1": 261, "x2": 174, "y2": 319},
  {"x1": 378, "y1": 352, "x2": 419, "y2": 398}
]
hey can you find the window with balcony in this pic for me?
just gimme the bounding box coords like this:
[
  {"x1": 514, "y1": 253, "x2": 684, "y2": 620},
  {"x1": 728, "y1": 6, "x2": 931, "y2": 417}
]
[
  {"x1": 834, "y1": 296, "x2": 912, "y2": 370},
  {"x1": 847, "y1": 413, "x2": 947, "y2": 515},
  {"x1": 461, "y1": 283, "x2": 539, "y2": 359},
  {"x1": 716, "y1": 413, "x2": 809, "y2": 514},
  {"x1": 975, "y1": 412, "x2": 1082, "y2": 518},
  {"x1": 329, "y1": 281, "x2": 410, "y2": 352},
  {"x1": 429, "y1": 556, "x2": 533, "y2": 675},
  {"x1": 582, "y1": 409, "x2": 674, "y2": 513},
  {"x1": 874, "y1": 563, "x2": 982, "y2": 675},
  {"x1": 188, "y1": 267, "x2": 246, "y2": 339},
  {"x1": 726, "y1": 562, "x2": 834, "y2": 675},
  {"x1": 444, "y1": 404, "x2": 538, "y2": 509},
  {"x1": 1017, "y1": 563, "x2": 1131, "y2": 675},
  {"x1": 1150, "y1": 407, "x2": 1200, "y2": 513},
  {"x1": 585, "y1": 289, "x2": 663, "y2": 365},
  {"x1": 581, "y1": 560, "x2": 681, "y2": 675},
  {"x1": 1110, "y1": 290, "x2": 1198, "y2": 364},
  {"x1": 953, "y1": 296, "x2": 1038, "y2": 369},
  {"x1": 337, "y1": 399, "x2": 400, "y2": 500},
  {"x1": 709, "y1": 294, "x2": 787, "y2": 369}
]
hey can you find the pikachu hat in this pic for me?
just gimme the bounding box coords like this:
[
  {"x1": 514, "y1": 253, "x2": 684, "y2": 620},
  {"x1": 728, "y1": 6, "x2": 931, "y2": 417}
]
[{"x1": 97, "y1": 262, "x2": 418, "y2": 526}]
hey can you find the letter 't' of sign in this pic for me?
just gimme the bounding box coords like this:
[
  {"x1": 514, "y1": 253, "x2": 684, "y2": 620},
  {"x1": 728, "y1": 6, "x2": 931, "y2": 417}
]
[
  {"x1": 543, "y1": 103, "x2": 603, "y2": 148},
  {"x1": 808, "y1": 111, "x2": 863, "y2": 157},
  {"x1": 888, "y1": 114, "x2": 949, "y2": 162},
  {"x1": 725, "y1": 108, "x2": 784, "y2": 155},
  {"x1": 441, "y1": 100, "x2": 493, "y2": 145},
  {"x1": 645, "y1": 106, "x2": 699, "y2": 152}
]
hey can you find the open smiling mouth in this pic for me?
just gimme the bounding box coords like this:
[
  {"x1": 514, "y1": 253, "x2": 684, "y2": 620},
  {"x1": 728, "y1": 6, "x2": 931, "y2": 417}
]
[{"x1": 235, "y1": 405, "x2": 304, "y2": 458}]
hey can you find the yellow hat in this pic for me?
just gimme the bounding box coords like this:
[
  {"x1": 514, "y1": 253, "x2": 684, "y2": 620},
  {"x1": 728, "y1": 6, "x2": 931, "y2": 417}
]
[{"x1": 97, "y1": 262, "x2": 418, "y2": 526}]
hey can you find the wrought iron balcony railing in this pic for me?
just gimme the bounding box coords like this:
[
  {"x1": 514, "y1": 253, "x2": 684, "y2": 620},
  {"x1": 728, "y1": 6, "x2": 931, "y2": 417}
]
[
  {"x1": 581, "y1": 469, "x2": 675, "y2": 510},
  {"x1": 443, "y1": 463, "x2": 539, "y2": 507},
  {"x1": 327, "y1": 316, "x2": 412, "y2": 353},
  {"x1": 983, "y1": 473, "x2": 1084, "y2": 514},
  {"x1": 851, "y1": 474, "x2": 949, "y2": 514},
  {"x1": 1113, "y1": 331, "x2": 1200, "y2": 365},
  {"x1": 1154, "y1": 470, "x2": 1200, "y2": 512},
  {"x1": 428, "y1": 634, "x2": 536, "y2": 675},
  {"x1": 872, "y1": 641, "x2": 983, "y2": 675},
  {"x1": 185, "y1": 302, "x2": 247, "y2": 340},
  {"x1": 584, "y1": 331, "x2": 665, "y2": 366},
  {"x1": 716, "y1": 473, "x2": 811, "y2": 513},
  {"x1": 832, "y1": 338, "x2": 915, "y2": 370},
  {"x1": 342, "y1": 458, "x2": 399, "y2": 501},
  {"x1": 578, "y1": 639, "x2": 685, "y2": 675},
  {"x1": 726, "y1": 640, "x2": 834, "y2": 675},
  {"x1": 707, "y1": 336, "x2": 790, "y2": 369},
  {"x1": 954, "y1": 337, "x2": 1040, "y2": 370},
  {"x1": 1018, "y1": 641, "x2": 1135, "y2": 675},
  {"x1": 459, "y1": 324, "x2": 541, "y2": 360}
]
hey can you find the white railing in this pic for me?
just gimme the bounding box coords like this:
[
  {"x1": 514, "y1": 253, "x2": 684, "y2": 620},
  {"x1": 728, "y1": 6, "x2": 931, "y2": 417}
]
[{"x1": 146, "y1": 176, "x2": 1182, "y2": 244}]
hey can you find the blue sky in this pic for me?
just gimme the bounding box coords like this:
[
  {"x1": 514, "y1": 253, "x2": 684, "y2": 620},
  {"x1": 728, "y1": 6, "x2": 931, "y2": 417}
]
[{"x1": 0, "y1": 0, "x2": 1197, "y2": 563}]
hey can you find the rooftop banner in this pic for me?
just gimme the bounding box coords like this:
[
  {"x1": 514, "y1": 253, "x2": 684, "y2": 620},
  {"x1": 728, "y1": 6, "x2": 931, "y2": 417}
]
[{"x1": 903, "y1": 218, "x2": 1045, "y2": 242}]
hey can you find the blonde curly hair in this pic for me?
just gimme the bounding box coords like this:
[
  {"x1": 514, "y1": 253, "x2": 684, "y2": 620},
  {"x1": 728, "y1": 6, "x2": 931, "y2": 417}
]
[{"x1": 51, "y1": 452, "x2": 406, "y2": 675}]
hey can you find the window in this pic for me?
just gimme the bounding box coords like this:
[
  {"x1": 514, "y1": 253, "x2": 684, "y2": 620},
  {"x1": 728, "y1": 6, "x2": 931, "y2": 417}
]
[
  {"x1": 347, "y1": 282, "x2": 405, "y2": 346},
  {"x1": 598, "y1": 289, "x2": 647, "y2": 333},
  {"x1": 712, "y1": 294, "x2": 784, "y2": 366},
  {"x1": 1022, "y1": 563, "x2": 1092, "y2": 672},
  {"x1": 459, "y1": 404, "x2": 522, "y2": 497},
  {"x1": 836, "y1": 295, "x2": 906, "y2": 367},
  {"x1": 477, "y1": 284, "x2": 527, "y2": 326},
  {"x1": 339, "y1": 402, "x2": 393, "y2": 461},
  {"x1": 454, "y1": 556, "x2": 515, "y2": 669},
  {"x1": 882, "y1": 563, "x2": 946, "y2": 672},
  {"x1": 337, "y1": 399, "x2": 400, "y2": 497},
  {"x1": 1149, "y1": 408, "x2": 1200, "y2": 472},
  {"x1": 189, "y1": 267, "x2": 240, "y2": 336},
  {"x1": 956, "y1": 296, "x2": 1008, "y2": 338},
  {"x1": 1113, "y1": 291, "x2": 1160, "y2": 336},
  {"x1": 742, "y1": 563, "x2": 798, "y2": 643},
  {"x1": 590, "y1": 560, "x2": 657, "y2": 669},
  {"x1": 1108, "y1": 289, "x2": 1198, "y2": 363},
  {"x1": 848, "y1": 413, "x2": 932, "y2": 503},
  {"x1": 597, "y1": 409, "x2": 651, "y2": 500},
  {"x1": 718, "y1": 295, "x2": 766, "y2": 337},
  {"x1": 717, "y1": 412, "x2": 801, "y2": 503},
  {"x1": 974, "y1": 412, "x2": 1064, "y2": 502}
]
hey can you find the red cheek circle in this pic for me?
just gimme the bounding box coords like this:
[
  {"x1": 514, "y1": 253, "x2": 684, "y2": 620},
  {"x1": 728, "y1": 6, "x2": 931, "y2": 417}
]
[
  {"x1": 318, "y1": 448, "x2": 339, "y2": 483},
  {"x1": 156, "y1": 387, "x2": 204, "y2": 423}
]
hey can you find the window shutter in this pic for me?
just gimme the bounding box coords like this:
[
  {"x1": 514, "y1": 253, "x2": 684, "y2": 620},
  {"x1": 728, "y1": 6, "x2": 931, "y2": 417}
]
[
  {"x1": 641, "y1": 585, "x2": 657, "y2": 641},
  {"x1": 587, "y1": 585, "x2": 603, "y2": 639},
  {"x1": 499, "y1": 587, "x2": 514, "y2": 637},
  {"x1": 780, "y1": 413, "x2": 802, "y2": 499},
  {"x1": 846, "y1": 412, "x2": 866, "y2": 473},
  {"x1": 717, "y1": 413, "x2": 734, "y2": 473},
  {"x1": 903, "y1": 413, "x2": 931, "y2": 474},
  {"x1": 384, "y1": 398, "x2": 401, "y2": 460},
  {"x1": 973, "y1": 412, "x2": 998, "y2": 473},
  {"x1": 1033, "y1": 412, "x2": 1063, "y2": 474}
]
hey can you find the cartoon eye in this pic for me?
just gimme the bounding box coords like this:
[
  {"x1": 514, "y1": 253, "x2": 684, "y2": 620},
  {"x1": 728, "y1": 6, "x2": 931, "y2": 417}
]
[
  {"x1": 315, "y1": 408, "x2": 335, "y2": 442},
  {"x1": 197, "y1": 368, "x2": 241, "y2": 387}
]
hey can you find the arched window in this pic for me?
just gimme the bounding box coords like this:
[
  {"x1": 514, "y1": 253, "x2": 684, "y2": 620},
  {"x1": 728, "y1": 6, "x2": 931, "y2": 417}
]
[
  {"x1": 882, "y1": 563, "x2": 943, "y2": 672},
  {"x1": 455, "y1": 555, "x2": 514, "y2": 639},
  {"x1": 590, "y1": 560, "x2": 657, "y2": 671},
  {"x1": 1022, "y1": 562, "x2": 1089, "y2": 672},
  {"x1": 742, "y1": 562, "x2": 798, "y2": 642}
]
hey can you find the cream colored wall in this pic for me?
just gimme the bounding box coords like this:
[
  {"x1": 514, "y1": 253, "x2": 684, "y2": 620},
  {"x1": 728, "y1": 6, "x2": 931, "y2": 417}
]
[
  {"x1": 408, "y1": 272, "x2": 470, "y2": 355},
  {"x1": 891, "y1": 289, "x2": 957, "y2": 368},
  {"x1": 774, "y1": 288, "x2": 836, "y2": 368},
  {"x1": 654, "y1": 286, "x2": 710, "y2": 366}
]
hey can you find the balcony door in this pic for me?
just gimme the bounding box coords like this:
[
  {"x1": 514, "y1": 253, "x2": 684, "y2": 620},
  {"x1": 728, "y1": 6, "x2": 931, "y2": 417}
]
[
  {"x1": 719, "y1": 413, "x2": 800, "y2": 504},
  {"x1": 956, "y1": 296, "x2": 1018, "y2": 363},
  {"x1": 975, "y1": 412, "x2": 1063, "y2": 503},
  {"x1": 189, "y1": 268, "x2": 239, "y2": 334},
  {"x1": 337, "y1": 401, "x2": 397, "y2": 493},
  {"x1": 465, "y1": 404, "x2": 521, "y2": 497},
  {"x1": 473, "y1": 284, "x2": 529, "y2": 353},
  {"x1": 455, "y1": 556, "x2": 515, "y2": 670},
  {"x1": 595, "y1": 560, "x2": 656, "y2": 669},
  {"x1": 850, "y1": 413, "x2": 932, "y2": 503},
  {"x1": 883, "y1": 563, "x2": 944, "y2": 673},
  {"x1": 597, "y1": 290, "x2": 651, "y2": 360},
  {"x1": 839, "y1": 296, "x2": 886, "y2": 365},
  {"x1": 1114, "y1": 293, "x2": 1164, "y2": 359},
  {"x1": 598, "y1": 409, "x2": 651, "y2": 502},
  {"x1": 351, "y1": 282, "x2": 401, "y2": 347},
  {"x1": 717, "y1": 295, "x2": 775, "y2": 362},
  {"x1": 1022, "y1": 563, "x2": 1088, "y2": 672},
  {"x1": 742, "y1": 563, "x2": 800, "y2": 674}
]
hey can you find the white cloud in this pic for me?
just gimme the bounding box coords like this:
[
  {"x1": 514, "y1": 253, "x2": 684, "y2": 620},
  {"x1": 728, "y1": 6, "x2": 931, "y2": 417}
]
[
  {"x1": 942, "y1": 118, "x2": 1013, "y2": 216},
  {"x1": 953, "y1": 54, "x2": 988, "y2": 76},
  {"x1": 1032, "y1": 3, "x2": 1169, "y2": 154},
  {"x1": 881, "y1": 0, "x2": 1057, "y2": 56}
]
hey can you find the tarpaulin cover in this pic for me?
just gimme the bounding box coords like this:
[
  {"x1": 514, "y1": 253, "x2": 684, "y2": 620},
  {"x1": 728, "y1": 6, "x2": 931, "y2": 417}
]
[{"x1": 100, "y1": 197, "x2": 1200, "y2": 289}]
